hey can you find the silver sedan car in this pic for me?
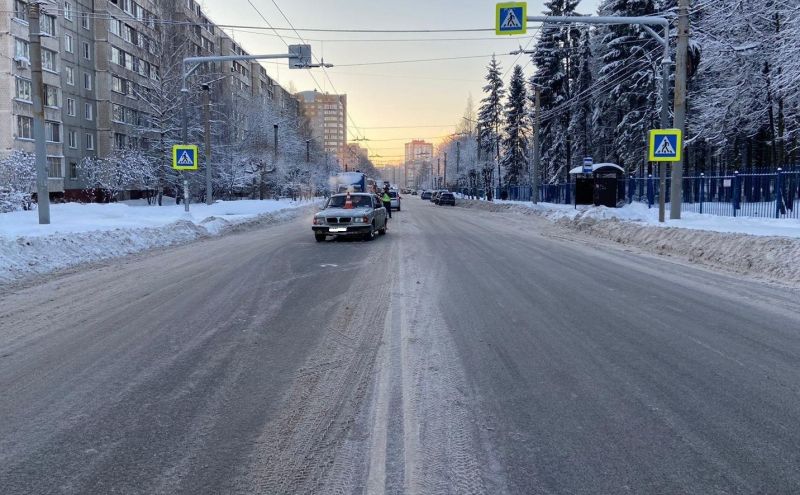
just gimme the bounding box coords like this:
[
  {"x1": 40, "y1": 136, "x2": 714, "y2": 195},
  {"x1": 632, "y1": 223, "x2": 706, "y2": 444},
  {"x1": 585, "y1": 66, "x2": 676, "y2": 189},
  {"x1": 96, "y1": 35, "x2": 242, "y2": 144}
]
[{"x1": 312, "y1": 193, "x2": 388, "y2": 242}]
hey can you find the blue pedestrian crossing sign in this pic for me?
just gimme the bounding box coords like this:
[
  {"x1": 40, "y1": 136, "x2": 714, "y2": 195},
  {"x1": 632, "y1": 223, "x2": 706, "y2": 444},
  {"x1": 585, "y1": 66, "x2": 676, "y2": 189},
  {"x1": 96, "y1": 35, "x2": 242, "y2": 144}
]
[
  {"x1": 648, "y1": 129, "x2": 682, "y2": 162},
  {"x1": 172, "y1": 144, "x2": 199, "y2": 171},
  {"x1": 496, "y1": 2, "x2": 527, "y2": 35}
]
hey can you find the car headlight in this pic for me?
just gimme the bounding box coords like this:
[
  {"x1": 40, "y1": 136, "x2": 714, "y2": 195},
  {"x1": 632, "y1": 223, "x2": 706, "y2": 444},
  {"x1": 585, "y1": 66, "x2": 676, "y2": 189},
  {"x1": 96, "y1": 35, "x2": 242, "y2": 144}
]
[
  {"x1": 313, "y1": 217, "x2": 324, "y2": 225},
  {"x1": 353, "y1": 216, "x2": 368, "y2": 224}
]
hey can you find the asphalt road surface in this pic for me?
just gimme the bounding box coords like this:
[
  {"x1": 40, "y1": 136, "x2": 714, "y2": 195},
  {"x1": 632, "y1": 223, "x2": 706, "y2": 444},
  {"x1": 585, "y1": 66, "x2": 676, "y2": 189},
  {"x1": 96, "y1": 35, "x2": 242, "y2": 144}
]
[{"x1": 2, "y1": 197, "x2": 800, "y2": 494}]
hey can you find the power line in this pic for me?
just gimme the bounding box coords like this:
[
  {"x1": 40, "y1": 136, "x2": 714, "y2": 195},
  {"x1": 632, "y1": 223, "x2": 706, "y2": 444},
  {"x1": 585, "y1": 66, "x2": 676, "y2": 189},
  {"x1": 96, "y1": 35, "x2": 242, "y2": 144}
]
[{"x1": 336, "y1": 53, "x2": 502, "y2": 67}]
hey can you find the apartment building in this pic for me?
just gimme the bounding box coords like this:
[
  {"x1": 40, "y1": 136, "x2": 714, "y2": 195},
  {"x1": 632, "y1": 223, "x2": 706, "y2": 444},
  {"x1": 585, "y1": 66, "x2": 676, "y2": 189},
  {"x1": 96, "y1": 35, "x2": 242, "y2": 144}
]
[
  {"x1": 296, "y1": 90, "x2": 346, "y2": 166},
  {"x1": 1, "y1": 0, "x2": 300, "y2": 198},
  {"x1": 1, "y1": 0, "x2": 64, "y2": 192},
  {"x1": 404, "y1": 139, "x2": 433, "y2": 188}
]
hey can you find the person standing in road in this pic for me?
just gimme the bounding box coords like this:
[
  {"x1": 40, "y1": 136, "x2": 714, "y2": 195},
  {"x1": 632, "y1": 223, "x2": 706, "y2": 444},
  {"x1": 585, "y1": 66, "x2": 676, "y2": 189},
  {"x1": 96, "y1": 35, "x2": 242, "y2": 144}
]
[{"x1": 382, "y1": 189, "x2": 392, "y2": 219}]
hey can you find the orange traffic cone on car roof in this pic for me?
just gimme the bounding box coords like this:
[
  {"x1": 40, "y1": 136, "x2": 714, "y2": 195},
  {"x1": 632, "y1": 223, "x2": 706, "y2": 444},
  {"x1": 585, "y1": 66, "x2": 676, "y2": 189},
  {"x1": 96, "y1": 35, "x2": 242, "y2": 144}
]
[{"x1": 344, "y1": 192, "x2": 354, "y2": 209}]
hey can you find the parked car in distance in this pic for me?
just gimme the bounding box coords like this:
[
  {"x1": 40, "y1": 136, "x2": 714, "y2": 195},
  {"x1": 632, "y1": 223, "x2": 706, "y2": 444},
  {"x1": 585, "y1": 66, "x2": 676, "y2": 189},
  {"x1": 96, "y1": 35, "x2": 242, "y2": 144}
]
[
  {"x1": 420, "y1": 190, "x2": 432, "y2": 200},
  {"x1": 438, "y1": 192, "x2": 456, "y2": 206},
  {"x1": 432, "y1": 190, "x2": 448, "y2": 204},
  {"x1": 312, "y1": 193, "x2": 388, "y2": 242},
  {"x1": 411, "y1": 190, "x2": 418, "y2": 196},
  {"x1": 389, "y1": 190, "x2": 401, "y2": 211},
  {"x1": 430, "y1": 191, "x2": 441, "y2": 203}
]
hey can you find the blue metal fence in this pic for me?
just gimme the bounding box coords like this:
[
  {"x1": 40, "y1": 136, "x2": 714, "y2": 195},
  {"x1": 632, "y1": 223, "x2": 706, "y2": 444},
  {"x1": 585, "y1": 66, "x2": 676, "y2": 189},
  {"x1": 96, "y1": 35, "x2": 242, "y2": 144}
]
[{"x1": 493, "y1": 167, "x2": 800, "y2": 219}]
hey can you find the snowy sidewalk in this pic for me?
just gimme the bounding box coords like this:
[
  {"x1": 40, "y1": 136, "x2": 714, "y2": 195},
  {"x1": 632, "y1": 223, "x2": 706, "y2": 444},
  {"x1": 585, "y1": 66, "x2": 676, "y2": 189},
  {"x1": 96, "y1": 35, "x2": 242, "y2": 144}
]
[
  {"x1": 0, "y1": 199, "x2": 319, "y2": 285},
  {"x1": 491, "y1": 200, "x2": 800, "y2": 239}
]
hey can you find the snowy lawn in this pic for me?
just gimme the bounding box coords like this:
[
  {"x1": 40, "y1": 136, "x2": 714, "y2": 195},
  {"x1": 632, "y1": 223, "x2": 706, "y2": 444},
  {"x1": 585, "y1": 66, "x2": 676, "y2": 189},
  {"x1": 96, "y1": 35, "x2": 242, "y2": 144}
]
[{"x1": 0, "y1": 198, "x2": 320, "y2": 285}]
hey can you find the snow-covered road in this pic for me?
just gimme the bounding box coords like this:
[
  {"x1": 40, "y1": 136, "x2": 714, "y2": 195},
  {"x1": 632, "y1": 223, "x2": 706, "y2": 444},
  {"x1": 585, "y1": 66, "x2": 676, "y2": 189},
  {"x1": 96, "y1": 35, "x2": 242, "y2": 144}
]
[{"x1": 3, "y1": 197, "x2": 800, "y2": 493}]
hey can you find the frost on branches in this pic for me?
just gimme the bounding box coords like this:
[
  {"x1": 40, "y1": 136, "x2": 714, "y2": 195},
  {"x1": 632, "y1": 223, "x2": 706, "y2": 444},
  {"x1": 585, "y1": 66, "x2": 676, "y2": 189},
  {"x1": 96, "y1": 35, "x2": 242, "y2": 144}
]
[{"x1": 0, "y1": 150, "x2": 36, "y2": 212}]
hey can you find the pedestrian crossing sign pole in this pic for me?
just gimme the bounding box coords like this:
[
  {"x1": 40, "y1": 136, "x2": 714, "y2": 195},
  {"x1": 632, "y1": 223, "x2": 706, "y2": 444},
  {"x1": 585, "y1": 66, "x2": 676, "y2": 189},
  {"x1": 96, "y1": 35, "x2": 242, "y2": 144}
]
[
  {"x1": 496, "y1": 2, "x2": 527, "y2": 35},
  {"x1": 172, "y1": 144, "x2": 199, "y2": 213},
  {"x1": 648, "y1": 129, "x2": 682, "y2": 162}
]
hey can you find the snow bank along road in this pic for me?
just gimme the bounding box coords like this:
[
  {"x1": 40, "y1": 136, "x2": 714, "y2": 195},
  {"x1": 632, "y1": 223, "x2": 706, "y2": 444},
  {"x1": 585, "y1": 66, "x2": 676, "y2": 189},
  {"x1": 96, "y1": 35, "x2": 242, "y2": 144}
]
[{"x1": 2, "y1": 197, "x2": 800, "y2": 494}]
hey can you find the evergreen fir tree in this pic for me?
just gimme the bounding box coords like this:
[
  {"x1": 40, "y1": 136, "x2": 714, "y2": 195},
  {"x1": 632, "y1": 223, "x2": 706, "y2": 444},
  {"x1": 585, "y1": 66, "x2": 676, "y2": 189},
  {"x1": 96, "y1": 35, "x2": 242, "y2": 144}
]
[
  {"x1": 477, "y1": 55, "x2": 506, "y2": 198},
  {"x1": 530, "y1": 0, "x2": 581, "y2": 183},
  {"x1": 592, "y1": 0, "x2": 660, "y2": 172},
  {"x1": 502, "y1": 65, "x2": 529, "y2": 186}
]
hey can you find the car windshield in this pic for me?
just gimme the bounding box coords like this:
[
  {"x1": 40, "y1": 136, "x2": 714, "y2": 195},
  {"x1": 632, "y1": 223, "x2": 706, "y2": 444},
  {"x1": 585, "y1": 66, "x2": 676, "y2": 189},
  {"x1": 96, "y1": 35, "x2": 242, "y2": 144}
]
[{"x1": 327, "y1": 195, "x2": 371, "y2": 209}]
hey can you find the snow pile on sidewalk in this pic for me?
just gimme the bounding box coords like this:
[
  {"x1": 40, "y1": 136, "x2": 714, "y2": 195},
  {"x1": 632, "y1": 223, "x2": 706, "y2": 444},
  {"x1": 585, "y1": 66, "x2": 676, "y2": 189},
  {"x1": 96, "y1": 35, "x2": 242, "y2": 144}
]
[
  {"x1": 0, "y1": 199, "x2": 319, "y2": 285},
  {"x1": 462, "y1": 199, "x2": 800, "y2": 284}
]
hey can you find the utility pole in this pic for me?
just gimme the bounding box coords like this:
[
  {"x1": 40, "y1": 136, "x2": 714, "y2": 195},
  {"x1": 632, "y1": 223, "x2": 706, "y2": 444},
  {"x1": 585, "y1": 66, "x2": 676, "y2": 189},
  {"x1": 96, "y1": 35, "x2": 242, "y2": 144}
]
[
  {"x1": 532, "y1": 86, "x2": 541, "y2": 204},
  {"x1": 670, "y1": 0, "x2": 690, "y2": 220},
  {"x1": 306, "y1": 139, "x2": 310, "y2": 163},
  {"x1": 443, "y1": 152, "x2": 447, "y2": 189},
  {"x1": 29, "y1": 2, "x2": 50, "y2": 224},
  {"x1": 437, "y1": 157, "x2": 441, "y2": 189},
  {"x1": 202, "y1": 84, "x2": 212, "y2": 205},
  {"x1": 456, "y1": 141, "x2": 461, "y2": 175}
]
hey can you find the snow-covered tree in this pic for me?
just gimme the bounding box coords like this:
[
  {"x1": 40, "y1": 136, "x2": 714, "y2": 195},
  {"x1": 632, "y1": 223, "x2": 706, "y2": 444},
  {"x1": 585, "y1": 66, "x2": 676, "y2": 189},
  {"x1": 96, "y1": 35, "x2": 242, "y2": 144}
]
[
  {"x1": 592, "y1": 0, "x2": 661, "y2": 173},
  {"x1": 568, "y1": 27, "x2": 594, "y2": 164},
  {"x1": 502, "y1": 65, "x2": 529, "y2": 186},
  {"x1": 477, "y1": 55, "x2": 506, "y2": 198},
  {"x1": 79, "y1": 149, "x2": 154, "y2": 200},
  {"x1": 530, "y1": 0, "x2": 582, "y2": 183},
  {"x1": 0, "y1": 150, "x2": 36, "y2": 212}
]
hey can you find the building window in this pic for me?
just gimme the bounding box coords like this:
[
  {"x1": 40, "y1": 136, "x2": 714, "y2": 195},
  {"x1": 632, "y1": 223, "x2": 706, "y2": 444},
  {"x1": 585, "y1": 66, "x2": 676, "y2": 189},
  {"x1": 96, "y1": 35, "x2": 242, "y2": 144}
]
[
  {"x1": 69, "y1": 161, "x2": 78, "y2": 179},
  {"x1": 66, "y1": 98, "x2": 75, "y2": 116},
  {"x1": 44, "y1": 85, "x2": 59, "y2": 107},
  {"x1": 85, "y1": 133, "x2": 94, "y2": 150},
  {"x1": 82, "y1": 42, "x2": 91, "y2": 60},
  {"x1": 47, "y1": 157, "x2": 62, "y2": 178},
  {"x1": 41, "y1": 14, "x2": 56, "y2": 36},
  {"x1": 111, "y1": 46, "x2": 122, "y2": 66},
  {"x1": 110, "y1": 18, "x2": 121, "y2": 36},
  {"x1": 15, "y1": 77, "x2": 32, "y2": 101},
  {"x1": 68, "y1": 130, "x2": 77, "y2": 149},
  {"x1": 14, "y1": 0, "x2": 27, "y2": 21},
  {"x1": 64, "y1": 2, "x2": 73, "y2": 21},
  {"x1": 65, "y1": 66, "x2": 74, "y2": 85},
  {"x1": 42, "y1": 49, "x2": 57, "y2": 72},
  {"x1": 65, "y1": 34, "x2": 74, "y2": 53},
  {"x1": 45, "y1": 121, "x2": 61, "y2": 142},
  {"x1": 111, "y1": 75, "x2": 124, "y2": 93},
  {"x1": 81, "y1": 12, "x2": 90, "y2": 30},
  {"x1": 112, "y1": 103, "x2": 124, "y2": 123},
  {"x1": 83, "y1": 72, "x2": 92, "y2": 90},
  {"x1": 15, "y1": 38, "x2": 29, "y2": 60},
  {"x1": 17, "y1": 115, "x2": 33, "y2": 139},
  {"x1": 85, "y1": 102, "x2": 93, "y2": 120},
  {"x1": 114, "y1": 133, "x2": 127, "y2": 149}
]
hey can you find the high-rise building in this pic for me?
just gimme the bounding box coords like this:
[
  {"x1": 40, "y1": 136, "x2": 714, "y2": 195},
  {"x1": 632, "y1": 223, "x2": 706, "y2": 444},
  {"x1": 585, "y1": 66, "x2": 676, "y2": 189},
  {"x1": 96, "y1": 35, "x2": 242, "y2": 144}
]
[
  {"x1": 0, "y1": 0, "x2": 299, "y2": 199},
  {"x1": 296, "y1": 90, "x2": 346, "y2": 167},
  {"x1": 404, "y1": 139, "x2": 433, "y2": 188}
]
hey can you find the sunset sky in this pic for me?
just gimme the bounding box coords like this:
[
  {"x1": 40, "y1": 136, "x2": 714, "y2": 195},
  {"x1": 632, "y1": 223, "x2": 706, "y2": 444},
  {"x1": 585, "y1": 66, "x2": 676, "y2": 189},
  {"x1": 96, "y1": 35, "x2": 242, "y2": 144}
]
[{"x1": 203, "y1": 0, "x2": 602, "y2": 166}]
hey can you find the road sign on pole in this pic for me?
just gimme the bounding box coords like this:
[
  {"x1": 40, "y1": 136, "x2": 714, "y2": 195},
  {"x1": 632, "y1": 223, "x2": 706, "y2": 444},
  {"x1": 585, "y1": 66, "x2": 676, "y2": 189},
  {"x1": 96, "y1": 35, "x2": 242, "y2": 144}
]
[
  {"x1": 648, "y1": 129, "x2": 682, "y2": 162},
  {"x1": 496, "y1": 2, "x2": 527, "y2": 35},
  {"x1": 172, "y1": 145, "x2": 199, "y2": 171},
  {"x1": 583, "y1": 156, "x2": 594, "y2": 174}
]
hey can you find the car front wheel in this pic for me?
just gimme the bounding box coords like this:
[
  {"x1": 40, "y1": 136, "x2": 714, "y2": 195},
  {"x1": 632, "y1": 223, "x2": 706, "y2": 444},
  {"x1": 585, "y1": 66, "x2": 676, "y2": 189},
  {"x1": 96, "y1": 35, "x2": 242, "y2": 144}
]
[{"x1": 315, "y1": 234, "x2": 326, "y2": 242}]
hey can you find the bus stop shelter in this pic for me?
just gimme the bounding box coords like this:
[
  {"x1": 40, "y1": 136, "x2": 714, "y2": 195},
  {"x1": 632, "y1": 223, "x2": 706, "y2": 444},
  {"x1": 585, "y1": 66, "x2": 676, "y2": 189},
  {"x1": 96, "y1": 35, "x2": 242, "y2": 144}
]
[{"x1": 569, "y1": 163, "x2": 626, "y2": 207}]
